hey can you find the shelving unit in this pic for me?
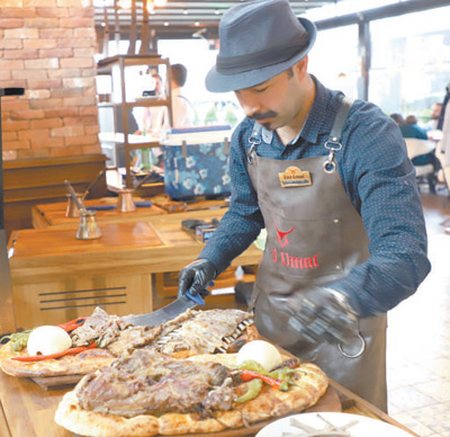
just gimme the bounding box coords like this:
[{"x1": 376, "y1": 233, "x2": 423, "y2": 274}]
[{"x1": 96, "y1": 54, "x2": 173, "y2": 192}]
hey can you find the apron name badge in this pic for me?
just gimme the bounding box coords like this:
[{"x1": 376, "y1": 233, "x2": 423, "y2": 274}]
[{"x1": 278, "y1": 166, "x2": 312, "y2": 188}]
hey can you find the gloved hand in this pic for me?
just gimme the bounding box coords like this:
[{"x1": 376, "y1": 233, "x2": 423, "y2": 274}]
[
  {"x1": 286, "y1": 287, "x2": 364, "y2": 355},
  {"x1": 178, "y1": 259, "x2": 216, "y2": 298}
]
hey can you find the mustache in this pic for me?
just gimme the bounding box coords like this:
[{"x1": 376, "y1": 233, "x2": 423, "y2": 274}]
[{"x1": 252, "y1": 110, "x2": 278, "y2": 120}]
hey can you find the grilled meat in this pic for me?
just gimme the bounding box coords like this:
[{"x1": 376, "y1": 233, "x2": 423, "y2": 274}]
[{"x1": 76, "y1": 349, "x2": 234, "y2": 418}]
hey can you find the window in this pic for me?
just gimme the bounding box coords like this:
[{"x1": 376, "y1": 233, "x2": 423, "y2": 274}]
[{"x1": 370, "y1": 6, "x2": 450, "y2": 117}]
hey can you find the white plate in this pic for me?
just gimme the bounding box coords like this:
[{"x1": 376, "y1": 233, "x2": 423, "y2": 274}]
[{"x1": 255, "y1": 412, "x2": 413, "y2": 437}]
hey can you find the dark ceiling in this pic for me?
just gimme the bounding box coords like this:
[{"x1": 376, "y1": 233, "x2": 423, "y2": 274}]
[{"x1": 94, "y1": 1, "x2": 342, "y2": 39}]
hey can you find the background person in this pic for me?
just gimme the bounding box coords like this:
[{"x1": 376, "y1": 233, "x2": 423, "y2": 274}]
[
  {"x1": 391, "y1": 113, "x2": 440, "y2": 172},
  {"x1": 422, "y1": 102, "x2": 443, "y2": 132},
  {"x1": 177, "y1": 0, "x2": 430, "y2": 412},
  {"x1": 170, "y1": 63, "x2": 196, "y2": 128}
]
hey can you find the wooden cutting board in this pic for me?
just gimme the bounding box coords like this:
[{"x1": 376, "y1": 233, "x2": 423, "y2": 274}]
[
  {"x1": 0, "y1": 367, "x2": 340, "y2": 437},
  {"x1": 161, "y1": 386, "x2": 341, "y2": 437},
  {"x1": 31, "y1": 374, "x2": 84, "y2": 390}
]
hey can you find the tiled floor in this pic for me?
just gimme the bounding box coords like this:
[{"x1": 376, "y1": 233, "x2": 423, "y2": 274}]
[{"x1": 387, "y1": 191, "x2": 450, "y2": 437}]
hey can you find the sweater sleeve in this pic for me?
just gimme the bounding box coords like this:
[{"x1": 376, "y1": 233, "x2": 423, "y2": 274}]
[
  {"x1": 332, "y1": 103, "x2": 431, "y2": 316},
  {"x1": 199, "y1": 121, "x2": 264, "y2": 274}
]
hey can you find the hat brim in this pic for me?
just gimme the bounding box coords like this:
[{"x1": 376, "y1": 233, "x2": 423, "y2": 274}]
[{"x1": 205, "y1": 17, "x2": 317, "y2": 93}]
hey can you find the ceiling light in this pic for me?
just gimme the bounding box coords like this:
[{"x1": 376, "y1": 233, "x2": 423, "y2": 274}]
[
  {"x1": 154, "y1": 0, "x2": 167, "y2": 6},
  {"x1": 194, "y1": 21, "x2": 200, "y2": 26},
  {"x1": 214, "y1": 9, "x2": 221, "y2": 15},
  {"x1": 183, "y1": 9, "x2": 188, "y2": 15},
  {"x1": 164, "y1": 22, "x2": 169, "y2": 26}
]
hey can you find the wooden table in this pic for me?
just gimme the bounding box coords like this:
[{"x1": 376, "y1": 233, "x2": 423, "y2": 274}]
[
  {"x1": 9, "y1": 209, "x2": 262, "y2": 330},
  {"x1": 31, "y1": 195, "x2": 229, "y2": 230},
  {"x1": 0, "y1": 370, "x2": 417, "y2": 437},
  {"x1": 31, "y1": 197, "x2": 167, "y2": 229}
]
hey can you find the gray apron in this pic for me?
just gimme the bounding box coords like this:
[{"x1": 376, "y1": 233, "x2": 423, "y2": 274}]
[{"x1": 247, "y1": 98, "x2": 388, "y2": 411}]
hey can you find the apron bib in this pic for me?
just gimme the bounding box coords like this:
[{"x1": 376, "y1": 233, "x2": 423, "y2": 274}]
[{"x1": 247, "y1": 98, "x2": 387, "y2": 411}]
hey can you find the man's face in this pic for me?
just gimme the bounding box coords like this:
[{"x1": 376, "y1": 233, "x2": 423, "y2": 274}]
[
  {"x1": 431, "y1": 104, "x2": 442, "y2": 119},
  {"x1": 234, "y1": 62, "x2": 306, "y2": 131}
]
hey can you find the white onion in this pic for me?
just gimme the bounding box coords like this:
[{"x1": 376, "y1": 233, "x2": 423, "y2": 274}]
[
  {"x1": 27, "y1": 325, "x2": 72, "y2": 356},
  {"x1": 236, "y1": 340, "x2": 283, "y2": 371}
]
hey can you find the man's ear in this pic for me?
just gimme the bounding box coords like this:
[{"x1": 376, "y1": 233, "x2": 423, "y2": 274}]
[{"x1": 293, "y1": 56, "x2": 309, "y2": 79}]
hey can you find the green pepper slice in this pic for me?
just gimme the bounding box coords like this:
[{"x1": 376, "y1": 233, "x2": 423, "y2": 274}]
[{"x1": 235, "y1": 378, "x2": 263, "y2": 403}]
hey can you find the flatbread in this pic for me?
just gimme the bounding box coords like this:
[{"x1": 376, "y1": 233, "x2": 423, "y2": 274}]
[
  {"x1": 0, "y1": 343, "x2": 114, "y2": 378},
  {"x1": 0, "y1": 308, "x2": 257, "y2": 378},
  {"x1": 55, "y1": 352, "x2": 328, "y2": 437}
]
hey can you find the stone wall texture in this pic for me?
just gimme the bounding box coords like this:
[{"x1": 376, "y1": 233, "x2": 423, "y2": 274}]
[{"x1": 0, "y1": 0, "x2": 100, "y2": 160}]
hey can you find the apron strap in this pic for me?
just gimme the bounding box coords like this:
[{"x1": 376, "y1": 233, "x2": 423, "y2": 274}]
[
  {"x1": 323, "y1": 96, "x2": 354, "y2": 174},
  {"x1": 247, "y1": 122, "x2": 263, "y2": 164},
  {"x1": 329, "y1": 96, "x2": 354, "y2": 143}
]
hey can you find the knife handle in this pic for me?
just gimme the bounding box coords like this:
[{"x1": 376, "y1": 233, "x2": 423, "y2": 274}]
[{"x1": 185, "y1": 290, "x2": 206, "y2": 306}]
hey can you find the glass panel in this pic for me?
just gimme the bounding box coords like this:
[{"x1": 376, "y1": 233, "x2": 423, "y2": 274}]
[
  {"x1": 158, "y1": 39, "x2": 244, "y2": 127},
  {"x1": 370, "y1": 6, "x2": 450, "y2": 117},
  {"x1": 308, "y1": 25, "x2": 359, "y2": 99}
]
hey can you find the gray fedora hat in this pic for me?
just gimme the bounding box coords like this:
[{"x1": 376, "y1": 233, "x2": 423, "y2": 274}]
[{"x1": 205, "y1": 0, "x2": 317, "y2": 93}]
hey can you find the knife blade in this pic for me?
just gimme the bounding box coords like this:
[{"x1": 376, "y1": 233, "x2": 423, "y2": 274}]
[{"x1": 124, "y1": 290, "x2": 206, "y2": 327}]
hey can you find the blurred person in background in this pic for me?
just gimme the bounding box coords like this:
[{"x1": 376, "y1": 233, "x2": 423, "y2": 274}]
[
  {"x1": 422, "y1": 102, "x2": 442, "y2": 132},
  {"x1": 392, "y1": 113, "x2": 440, "y2": 171},
  {"x1": 170, "y1": 63, "x2": 196, "y2": 128}
]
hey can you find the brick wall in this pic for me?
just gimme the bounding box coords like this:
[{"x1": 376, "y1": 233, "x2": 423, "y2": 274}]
[{"x1": 0, "y1": 0, "x2": 101, "y2": 161}]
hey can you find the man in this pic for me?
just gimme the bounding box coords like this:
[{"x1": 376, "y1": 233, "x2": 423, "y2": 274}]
[
  {"x1": 177, "y1": 0, "x2": 430, "y2": 411},
  {"x1": 391, "y1": 113, "x2": 440, "y2": 183},
  {"x1": 423, "y1": 102, "x2": 443, "y2": 132},
  {"x1": 170, "y1": 63, "x2": 196, "y2": 128}
]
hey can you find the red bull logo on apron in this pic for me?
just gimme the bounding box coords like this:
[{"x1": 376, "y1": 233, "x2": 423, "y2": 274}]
[{"x1": 272, "y1": 224, "x2": 320, "y2": 270}]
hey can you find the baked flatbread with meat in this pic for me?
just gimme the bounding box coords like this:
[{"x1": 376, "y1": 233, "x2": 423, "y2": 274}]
[
  {"x1": 55, "y1": 350, "x2": 328, "y2": 436},
  {"x1": 0, "y1": 307, "x2": 257, "y2": 378}
]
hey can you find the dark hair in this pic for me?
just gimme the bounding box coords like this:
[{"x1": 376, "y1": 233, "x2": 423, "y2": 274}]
[
  {"x1": 390, "y1": 113, "x2": 405, "y2": 125},
  {"x1": 405, "y1": 114, "x2": 418, "y2": 125},
  {"x1": 171, "y1": 63, "x2": 188, "y2": 87}
]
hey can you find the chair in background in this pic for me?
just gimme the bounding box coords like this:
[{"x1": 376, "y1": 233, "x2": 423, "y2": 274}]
[
  {"x1": 435, "y1": 137, "x2": 450, "y2": 193},
  {"x1": 404, "y1": 138, "x2": 438, "y2": 193}
]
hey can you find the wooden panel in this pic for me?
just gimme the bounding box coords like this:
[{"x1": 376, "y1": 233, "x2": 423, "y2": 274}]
[
  {"x1": 0, "y1": 390, "x2": 11, "y2": 437},
  {"x1": 10, "y1": 210, "x2": 262, "y2": 283},
  {"x1": 31, "y1": 197, "x2": 167, "y2": 229},
  {"x1": 13, "y1": 273, "x2": 152, "y2": 330},
  {"x1": 3, "y1": 154, "x2": 108, "y2": 236},
  {"x1": 11, "y1": 221, "x2": 161, "y2": 258},
  {"x1": 0, "y1": 372, "x2": 71, "y2": 437},
  {"x1": 154, "y1": 268, "x2": 256, "y2": 311},
  {"x1": 4, "y1": 154, "x2": 106, "y2": 187},
  {"x1": 151, "y1": 193, "x2": 229, "y2": 213}
]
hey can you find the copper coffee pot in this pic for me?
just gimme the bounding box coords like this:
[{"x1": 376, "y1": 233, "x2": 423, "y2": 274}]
[
  {"x1": 65, "y1": 192, "x2": 84, "y2": 218},
  {"x1": 65, "y1": 169, "x2": 105, "y2": 218},
  {"x1": 117, "y1": 188, "x2": 136, "y2": 213},
  {"x1": 76, "y1": 209, "x2": 102, "y2": 240},
  {"x1": 65, "y1": 180, "x2": 102, "y2": 240},
  {"x1": 117, "y1": 169, "x2": 156, "y2": 213}
]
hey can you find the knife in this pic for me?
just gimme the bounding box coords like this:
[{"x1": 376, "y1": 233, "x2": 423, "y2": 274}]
[{"x1": 123, "y1": 290, "x2": 206, "y2": 327}]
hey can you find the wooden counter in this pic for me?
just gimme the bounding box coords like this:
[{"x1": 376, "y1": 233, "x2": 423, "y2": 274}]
[
  {"x1": 0, "y1": 370, "x2": 417, "y2": 437},
  {"x1": 31, "y1": 197, "x2": 167, "y2": 229},
  {"x1": 9, "y1": 209, "x2": 262, "y2": 329}
]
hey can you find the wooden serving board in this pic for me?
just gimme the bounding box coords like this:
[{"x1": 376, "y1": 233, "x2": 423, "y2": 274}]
[
  {"x1": 32, "y1": 197, "x2": 167, "y2": 229},
  {"x1": 151, "y1": 194, "x2": 229, "y2": 213},
  {"x1": 161, "y1": 386, "x2": 341, "y2": 437},
  {"x1": 31, "y1": 374, "x2": 84, "y2": 390}
]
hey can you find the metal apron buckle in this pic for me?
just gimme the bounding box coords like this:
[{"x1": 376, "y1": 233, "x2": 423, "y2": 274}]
[
  {"x1": 323, "y1": 137, "x2": 343, "y2": 174},
  {"x1": 247, "y1": 124, "x2": 262, "y2": 165},
  {"x1": 338, "y1": 332, "x2": 366, "y2": 358}
]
